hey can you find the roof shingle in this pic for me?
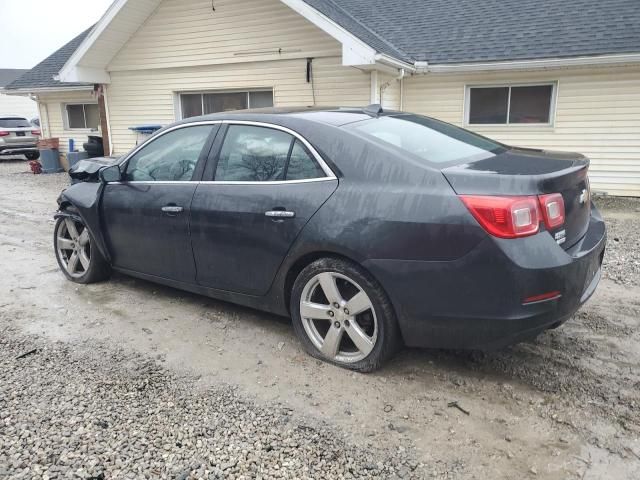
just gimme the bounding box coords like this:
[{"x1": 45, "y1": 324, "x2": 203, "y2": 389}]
[{"x1": 303, "y1": 0, "x2": 640, "y2": 64}]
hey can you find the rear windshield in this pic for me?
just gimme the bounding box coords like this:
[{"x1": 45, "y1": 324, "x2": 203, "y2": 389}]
[
  {"x1": 0, "y1": 118, "x2": 31, "y2": 128},
  {"x1": 347, "y1": 114, "x2": 506, "y2": 165}
]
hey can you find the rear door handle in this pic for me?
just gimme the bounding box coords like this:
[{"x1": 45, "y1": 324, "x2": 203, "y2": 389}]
[
  {"x1": 162, "y1": 205, "x2": 184, "y2": 214},
  {"x1": 265, "y1": 210, "x2": 295, "y2": 218}
]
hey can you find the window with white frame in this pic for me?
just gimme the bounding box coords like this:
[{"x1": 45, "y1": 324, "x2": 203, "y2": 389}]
[
  {"x1": 466, "y1": 84, "x2": 556, "y2": 125},
  {"x1": 64, "y1": 103, "x2": 100, "y2": 129},
  {"x1": 179, "y1": 90, "x2": 274, "y2": 119}
]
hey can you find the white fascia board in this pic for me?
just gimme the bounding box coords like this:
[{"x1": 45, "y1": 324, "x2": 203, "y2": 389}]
[
  {"x1": 2, "y1": 86, "x2": 94, "y2": 96},
  {"x1": 56, "y1": 66, "x2": 111, "y2": 84},
  {"x1": 279, "y1": 0, "x2": 378, "y2": 66},
  {"x1": 425, "y1": 53, "x2": 640, "y2": 73},
  {"x1": 57, "y1": 0, "x2": 132, "y2": 84}
]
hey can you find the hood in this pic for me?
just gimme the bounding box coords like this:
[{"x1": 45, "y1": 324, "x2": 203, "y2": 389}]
[{"x1": 69, "y1": 156, "x2": 120, "y2": 182}]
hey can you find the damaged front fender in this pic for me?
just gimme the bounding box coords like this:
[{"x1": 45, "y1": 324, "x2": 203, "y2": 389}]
[{"x1": 56, "y1": 182, "x2": 111, "y2": 263}]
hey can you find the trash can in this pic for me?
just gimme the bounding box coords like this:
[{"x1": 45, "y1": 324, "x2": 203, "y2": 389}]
[{"x1": 39, "y1": 149, "x2": 63, "y2": 173}]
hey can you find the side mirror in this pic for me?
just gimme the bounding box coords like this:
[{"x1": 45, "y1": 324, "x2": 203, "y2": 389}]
[{"x1": 99, "y1": 164, "x2": 122, "y2": 183}]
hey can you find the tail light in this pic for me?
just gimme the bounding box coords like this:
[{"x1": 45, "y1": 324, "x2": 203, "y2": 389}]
[
  {"x1": 0, "y1": 130, "x2": 9, "y2": 137},
  {"x1": 31, "y1": 129, "x2": 41, "y2": 136},
  {"x1": 460, "y1": 195, "x2": 540, "y2": 238},
  {"x1": 538, "y1": 193, "x2": 565, "y2": 229}
]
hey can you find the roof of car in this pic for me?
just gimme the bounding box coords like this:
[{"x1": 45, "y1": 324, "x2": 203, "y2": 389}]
[
  {"x1": 3, "y1": 27, "x2": 94, "y2": 91},
  {"x1": 306, "y1": 0, "x2": 640, "y2": 64},
  {"x1": 184, "y1": 106, "x2": 399, "y2": 127}
]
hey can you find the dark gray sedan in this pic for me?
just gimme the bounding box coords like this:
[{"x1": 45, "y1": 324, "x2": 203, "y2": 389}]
[{"x1": 54, "y1": 106, "x2": 606, "y2": 371}]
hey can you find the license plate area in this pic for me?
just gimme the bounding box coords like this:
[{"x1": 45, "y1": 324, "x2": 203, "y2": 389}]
[{"x1": 15, "y1": 132, "x2": 25, "y2": 137}]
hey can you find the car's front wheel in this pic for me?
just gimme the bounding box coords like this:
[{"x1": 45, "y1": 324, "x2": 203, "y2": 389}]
[
  {"x1": 291, "y1": 257, "x2": 401, "y2": 372},
  {"x1": 54, "y1": 216, "x2": 111, "y2": 284}
]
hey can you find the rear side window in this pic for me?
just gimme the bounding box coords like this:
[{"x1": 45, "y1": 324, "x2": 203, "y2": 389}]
[
  {"x1": 347, "y1": 115, "x2": 505, "y2": 165},
  {"x1": 0, "y1": 118, "x2": 31, "y2": 128},
  {"x1": 214, "y1": 125, "x2": 326, "y2": 182},
  {"x1": 286, "y1": 140, "x2": 326, "y2": 180}
]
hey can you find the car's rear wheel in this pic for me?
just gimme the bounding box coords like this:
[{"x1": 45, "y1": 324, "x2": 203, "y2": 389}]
[
  {"x1": 25, "y1": 152, "x2": 40, "y2": 160},
  {"x1": 291, "y1": 257, "x2": 401, "y2": 372},
  {"x1": 54, "y1": 216, "x2": 111, "y2": 284}
]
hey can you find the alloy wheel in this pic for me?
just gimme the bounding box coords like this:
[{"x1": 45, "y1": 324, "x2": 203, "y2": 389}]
[
  {"x1": 56, "y1": 218, "x2": 91, "y2": 278},
  {"x1": 300, "y1": 272, "x2": 378, "y2": 364}
]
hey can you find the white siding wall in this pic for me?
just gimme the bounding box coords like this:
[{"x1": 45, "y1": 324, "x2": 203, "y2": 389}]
[
  {"x1": 107, "y1": 57, "x2": 370, "y2": 154},
  {"x1": 107, "y1": 0, "x2": 341, "y2": 71},
  {"x1": 35, "y1": 90, "x2": 99, "y2": 154},
  {"x1": 404, "y1": 65, "x2": 640, "y2": 196},
  {"x1": 379, "y1": 72, "x2": 402, "y2": 111},
  {"x1": 0, "y1": 93, "x2": 39, "y2": 119}
]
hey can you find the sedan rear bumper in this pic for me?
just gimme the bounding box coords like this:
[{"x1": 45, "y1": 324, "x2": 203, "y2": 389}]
[{"x1": 364, "y1": 205, "x2": 606, "y2": 350}]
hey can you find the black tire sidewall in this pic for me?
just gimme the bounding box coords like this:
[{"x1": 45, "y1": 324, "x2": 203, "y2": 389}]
[{"x1": 290, "y1": 257, "x2": 400, "y2": 372}]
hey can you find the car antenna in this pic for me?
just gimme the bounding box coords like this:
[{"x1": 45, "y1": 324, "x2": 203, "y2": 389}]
[{"x1": 364, "y1": 104, "x2": 383, "y2": 117}]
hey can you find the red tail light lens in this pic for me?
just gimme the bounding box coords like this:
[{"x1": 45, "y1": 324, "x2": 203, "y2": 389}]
[
  {"x1": 0, "y1": 130, "x2": 9, "y2": 137},
  {"x1": 31, "y1": 129, "x2": 41, "y2": 136},
  {"x1": 460, "y1": 195, "x2": 540, "y2": 238},
  {"x1": 538, "y1": 193, "x2": 565, "y2": 229}
]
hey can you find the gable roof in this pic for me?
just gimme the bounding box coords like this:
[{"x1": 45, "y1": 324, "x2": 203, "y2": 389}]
[
  {"x1": 55, "y1": 0, "x2": 640, "y2": 84},
  {"x1": 305, "y1": 0, "x2": 640, "y2": 65},
  {"x1": 0, "y1": 69, "x2": 29, "y2": 88},
  {"x1": 4, "y1": 27, "x2": 94, "y2": 91}
]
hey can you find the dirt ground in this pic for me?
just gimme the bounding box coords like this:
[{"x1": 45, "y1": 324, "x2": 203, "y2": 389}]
[{"x1": 1, "y1": 158, "x2": 639, "y2": 479}]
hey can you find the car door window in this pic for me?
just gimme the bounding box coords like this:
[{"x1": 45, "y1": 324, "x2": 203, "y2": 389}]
[
  {"x1": 214, "y1": 125, "x2": 327, "y2": 182},
  {"x1": 285, "y1": 140, "x2": 326, "y2": 180},
  {"x1": 125, "y1": 125, "x2": 213, "y2": 181},
  {"x1": 215, "y1": 125, "x2": 293, "y2": 181}
]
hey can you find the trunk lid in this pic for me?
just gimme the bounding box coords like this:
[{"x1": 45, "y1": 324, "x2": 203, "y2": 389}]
[{"x1": 443, "y1": 147, "x2": 591, "y2": 249}]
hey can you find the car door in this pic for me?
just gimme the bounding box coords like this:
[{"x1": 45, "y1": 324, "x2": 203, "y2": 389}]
[
  {"x1": 101, "y1": 123, "x2": 219, "y2": 282},
  {"x1": 190, "y1": 122, "x2": 338, "y2": 295}
]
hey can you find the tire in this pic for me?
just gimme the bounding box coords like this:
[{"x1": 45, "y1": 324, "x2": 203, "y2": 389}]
[
  {"x1": 290, "y1": 257, "x2": 401, "y2": 372},
  {"x1": 25, "y1": 152, "x2": 40, "y2": 161},
  {"x1": 53, "y1": 216, "x2": 111, "y2": 284}
]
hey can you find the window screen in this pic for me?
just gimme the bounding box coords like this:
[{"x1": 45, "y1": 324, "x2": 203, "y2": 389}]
[
  {"x1": 468, "y1": 85, "x2": 554, "y2": 125},
  {"x1": 180, "y1": 91, "x2": 273, "y2": 119},
  {"x1": 65, "y1": 104, "x2": 99, "y2": 129}
]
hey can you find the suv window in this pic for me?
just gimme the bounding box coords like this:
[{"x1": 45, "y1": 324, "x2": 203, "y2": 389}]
[
  {"x1": 125, "y1": 125, "x2": 213, "y2": 182},
  {"x1": 0, "y1": 118, "x2": 31, "y2": 128},
  {"x1": 215, "y1": 125, "x2": 326, "y2": 182}
]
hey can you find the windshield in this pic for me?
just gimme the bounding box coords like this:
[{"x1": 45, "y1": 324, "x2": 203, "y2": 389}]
[
  {"x1": 0, "y1": 118, "x2": 31, "y2": 128},
  {"x1": 347, "y1": 114, "x2": 506, "y2": 164}
]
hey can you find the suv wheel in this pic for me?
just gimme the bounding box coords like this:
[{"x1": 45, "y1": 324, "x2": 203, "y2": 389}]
[{"x1": 25, "y1": 152, "x2": 40, "y2": 161}]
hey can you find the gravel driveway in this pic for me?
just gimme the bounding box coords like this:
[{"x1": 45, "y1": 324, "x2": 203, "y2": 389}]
[{"x1": 0, "y1": 159, "x2": 639, "y2": 479}]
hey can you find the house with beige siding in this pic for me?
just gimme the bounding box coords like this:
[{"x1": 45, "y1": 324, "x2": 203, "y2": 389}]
[{"x1": 5, "y1": 0, "x2": 640, "y2": 196}]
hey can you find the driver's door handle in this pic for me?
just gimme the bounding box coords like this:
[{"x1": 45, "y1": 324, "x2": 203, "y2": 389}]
[
  {"x1": 265, "y1": 210, "x2": 295, "y2": 218},
  {"x1": 162, "y1": 205, "x2": 184, "y2": 214}
]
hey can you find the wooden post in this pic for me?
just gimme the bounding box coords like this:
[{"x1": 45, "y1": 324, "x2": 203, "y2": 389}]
[{"x1": 97, "y1": 85, "x2": 110, "y2": 156}]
